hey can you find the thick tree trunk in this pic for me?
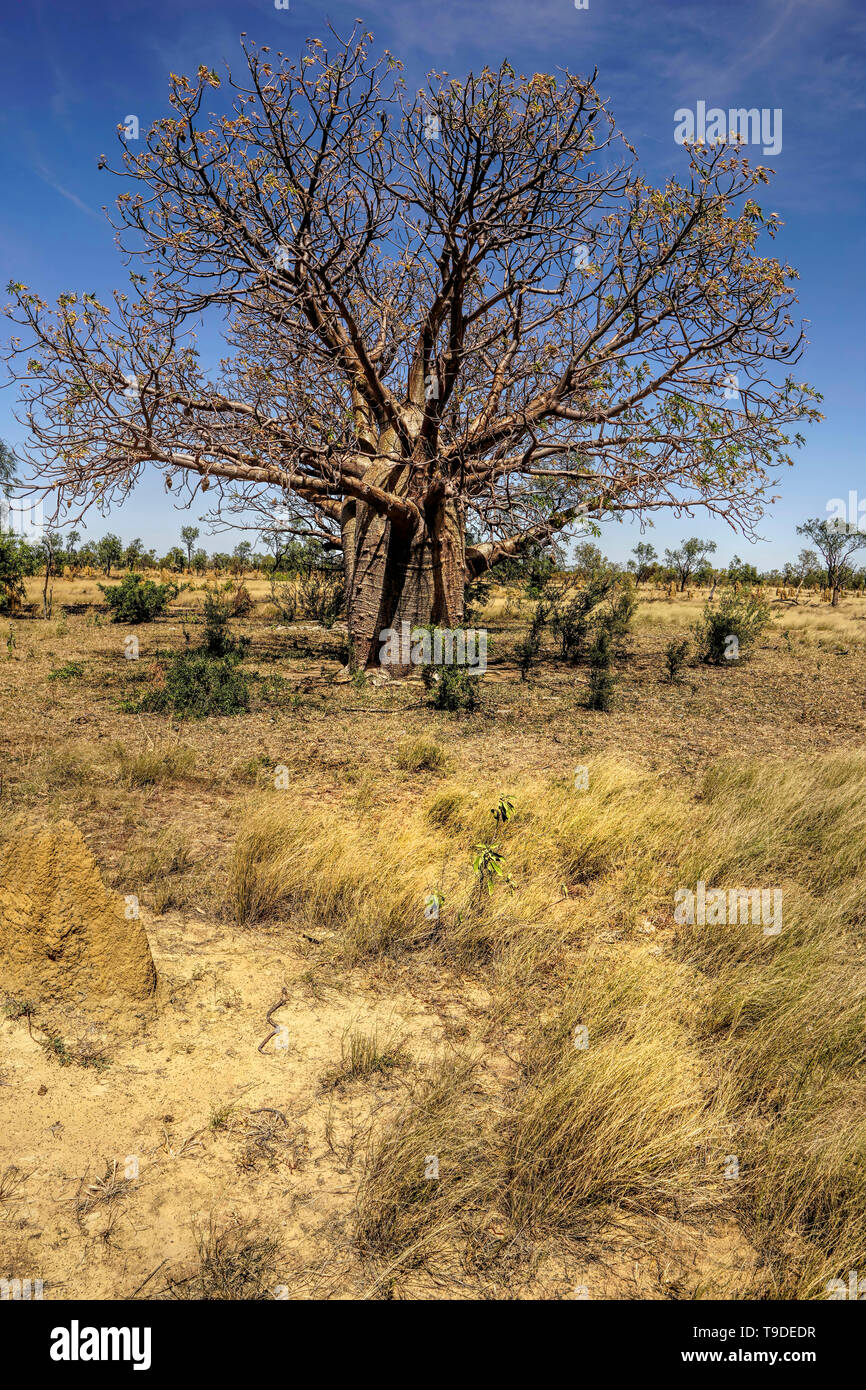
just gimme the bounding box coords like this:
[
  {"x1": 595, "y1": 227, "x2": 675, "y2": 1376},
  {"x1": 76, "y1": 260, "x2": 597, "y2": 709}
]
[{"x1": 344, "y1": 487, "x2": 466, "y2": 671}]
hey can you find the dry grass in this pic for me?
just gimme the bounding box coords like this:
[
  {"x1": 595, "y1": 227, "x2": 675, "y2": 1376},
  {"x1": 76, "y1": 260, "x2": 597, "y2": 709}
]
[
  {"x1": 111, "y1": 743, "x2": 197, "y2": 788},
  {"x1": 4, "y1": 577, "x2": 866, "y2": 1300},
  {"x1": 500, "y1": 952, "x2": 719, "y2": 1234},
  {"x1": 395, "y1": 737, "x2": 449, "y2": 773},
  {"x1": 0, "y1": 1166, "x2": 27, "y2": 1208},
  {"x1": 629, "y1": 590, "x2": 866, "y2": 646},
  {"x1": 355, "y1": 1057, "x2": 492, "y2": 1266},
  {"x1": 161, "y1": 1216, "x2": 283, "y2": 1300},
  {"x1": 225, "y1": 755, "x2": 865, "y2": 1297},
  {"x1": 322, "y1": 1023, "x2": 409, "y2": 1089},
  {"x1": 40, "y1": 739, "x2": 198, "y2": 792},
  {"x1": 75, "y1": 1161, "x2": 132, "y2": 1219},
  {"x1": 123, "y1": 828, "x2": 193, "y2": 883}
]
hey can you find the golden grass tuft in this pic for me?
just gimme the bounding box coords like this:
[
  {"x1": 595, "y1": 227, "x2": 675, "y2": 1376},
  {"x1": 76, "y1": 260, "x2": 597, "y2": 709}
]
[
  {"x1": 321, "y1": 1022, "x2": 409, "y2": 1089},
  {"x1": 225, "y1": 753, "x2": 866, "y2": 1296},
  {"x1": 395, "y1": 737, "x2": 449, "y2": 773},
  {"x1": 43, "y1": 740, "x2": 198, "y2": 791}
]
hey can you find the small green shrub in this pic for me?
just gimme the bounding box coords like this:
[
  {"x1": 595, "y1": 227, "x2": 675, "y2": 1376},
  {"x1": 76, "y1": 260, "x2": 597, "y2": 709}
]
[
  {"x1": 515, "y1": 600, "x2": 549, "y2": 680},
  {"x1": 297, "y1": 569, "x2": 344, "y2": 626},
  {"x1": 422, "y1": 664, "x2": 483, "y2": 712},
  {"x1": 0, "y1": 531, "x2": 29, "y2": 614},
  {"x1": 132, "y1": 653, "x2": 250, "y2": 717},
  {"x1": 585, "y1": 627, "x2": 616, "y2": 711},
  {"x1": 2, "y1": 997, "x2": 35, "y2": 1023},
  {"x1": 693, "y1": 588, "x2": 771, "y2": 665},
  {"x1": 472, "y1": 842, "x2": 509, "y2": 897},
  {"x1": 202, "y1": 591, "x2": 249, "y2": 658},
  {"x1": 48, "y1": 660, "x2": 85, "y2": 681},
  {"x1": 586, "y1": 666, "x2": 615, "y2": 711},
  {"x1": 268, "y1": 577, "x2": 298, "y2": 622},
  {"x1": 603, "y1": 584, "x2": 637, "y2": 656},
  {"x1": 663, "y1": 638, "x2": 690, "y2": 683},
  {"x1": 101, "y1": 573, "x2": 177, "y2": 623},
  {"x1": 549, "y1": 572, "x2": 635, "y2": 667},
  {"x1": 550, "y1": 572, "x2": 616, "y2": 663}
]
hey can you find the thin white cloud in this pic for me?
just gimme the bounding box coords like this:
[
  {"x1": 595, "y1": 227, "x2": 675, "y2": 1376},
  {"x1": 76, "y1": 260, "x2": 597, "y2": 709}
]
[{"x1": 32, "y1": 163, "x2": 105, "y2": 223}]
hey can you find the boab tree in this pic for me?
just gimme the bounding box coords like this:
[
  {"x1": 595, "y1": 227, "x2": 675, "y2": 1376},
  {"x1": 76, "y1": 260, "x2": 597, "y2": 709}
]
[{"x1": 5, "y1": 26, "x2": 820, "y2": 669}]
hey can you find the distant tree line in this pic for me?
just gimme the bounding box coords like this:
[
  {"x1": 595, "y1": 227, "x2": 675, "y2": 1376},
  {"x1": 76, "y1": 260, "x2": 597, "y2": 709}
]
[
  {"x1": 622, "y1": 532, "x2": 866, "y2": 604},
  {"x1": 0, "y1": 525, "x2": 340, "y2": 585},
  {"x1": 2, "y1": 519, "x2": 865, "y2": 617},
  {"x1": 0, "y1": 453, "x2": 344, "y2": 613},
  {"x1": 1, "y1": 425, "x2": 864, "y2": 615}
]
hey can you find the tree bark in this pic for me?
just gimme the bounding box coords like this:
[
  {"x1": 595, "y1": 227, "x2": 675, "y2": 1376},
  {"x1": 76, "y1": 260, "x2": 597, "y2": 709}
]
[{"x1": 345, "y1": 480, "x2": 466, "y2": 671}]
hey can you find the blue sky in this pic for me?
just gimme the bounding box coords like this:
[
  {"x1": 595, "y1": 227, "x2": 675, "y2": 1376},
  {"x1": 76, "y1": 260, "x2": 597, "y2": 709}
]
[{"x1": 1, "y1": 0, "x2": 864, "y2": 566}]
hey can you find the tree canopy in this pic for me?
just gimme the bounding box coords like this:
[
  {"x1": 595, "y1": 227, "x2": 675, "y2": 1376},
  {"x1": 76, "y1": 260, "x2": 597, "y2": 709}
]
[{"x1": 4, "y1": 24, "x2": 821, "y2": 665}]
